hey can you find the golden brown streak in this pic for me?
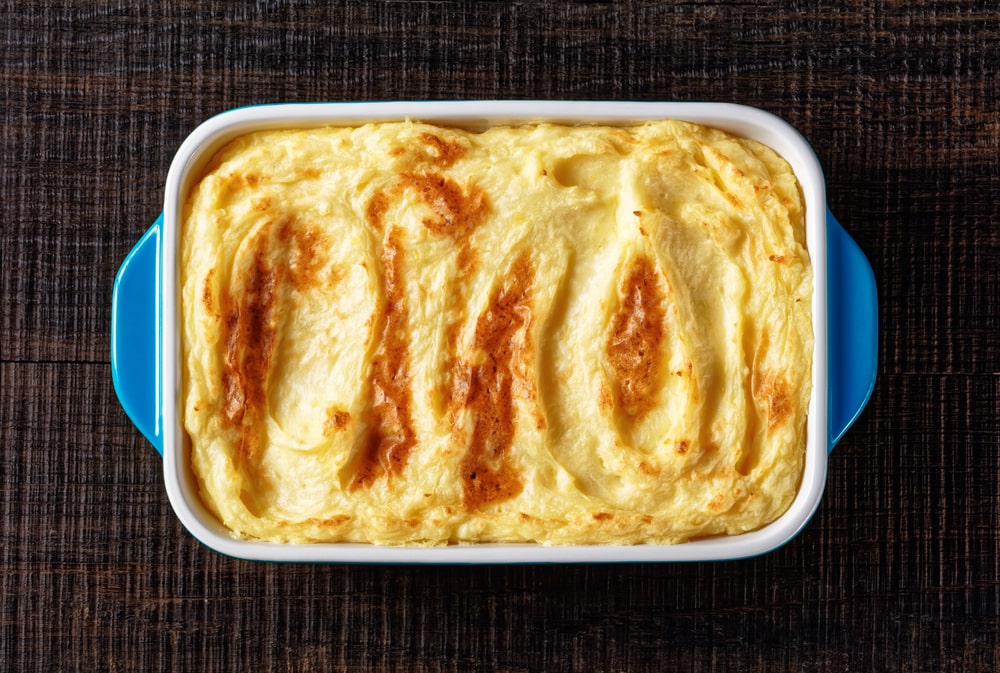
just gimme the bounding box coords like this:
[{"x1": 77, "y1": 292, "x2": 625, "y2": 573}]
[
  {"x1": 202, "y1": 268, "x2": 215, "y2": 314},
  {"x1": 737, "y1": 324, "x2": 761, "y2": 476},
  {"x1": 399, "y1": 172, "x2": 491, "y2": 409},
  {"x1": 457, "y1": 253, "x2": 535, "y2": 511},
  {"x1": 365, "y1": 190, "x2": 389, "y2": 231},
  {"x1": 758, "y1": 371, "x2": 793, "y2": 430},
  {"x1": 351, "y1": 227, "x2": 417, "y2": 489},
  {"x1": 278, "y1": 217, "x2": 329, "y2": 291},
  {"x1": 220, "y1": 226, "x2": 280, "y2": 475},
  {"x1": 606, "y1": 255, "x2": 668, "y2": 421},
  {"x1": 416, "y1": 132, "x2": 469, "y2": 168},
  {"x1": 401, "y1": 172, "x2": 491, "y2": 241}
]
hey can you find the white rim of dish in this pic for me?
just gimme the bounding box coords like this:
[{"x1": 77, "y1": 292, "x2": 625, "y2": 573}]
[{"x1": 161, "y1": 101, "x2": 829, "y2": 563}]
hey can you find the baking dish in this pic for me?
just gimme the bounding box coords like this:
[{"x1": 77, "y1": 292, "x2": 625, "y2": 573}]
[{"x1": 111, "y1": 101, "x2": 877, "y2": 563}]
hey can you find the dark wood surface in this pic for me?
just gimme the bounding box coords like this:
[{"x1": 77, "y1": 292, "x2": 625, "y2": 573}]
[{"x1": 2, "y1": 1, "x2": 998, "y2": 671}]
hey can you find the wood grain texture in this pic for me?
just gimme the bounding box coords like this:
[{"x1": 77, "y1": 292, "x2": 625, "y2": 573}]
[{"x1": 1, "y1": 1, "x2": 998, "y2": 671}]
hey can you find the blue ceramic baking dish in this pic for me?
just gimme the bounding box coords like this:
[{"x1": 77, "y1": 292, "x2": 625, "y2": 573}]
[{"x1": 111, "y1": 101, "x2": 877, "y2": 562}]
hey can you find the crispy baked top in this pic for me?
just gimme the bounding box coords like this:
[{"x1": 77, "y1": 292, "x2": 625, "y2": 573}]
[{"x1": 180, "y1": 120, "x2": 812, "y2": 545}]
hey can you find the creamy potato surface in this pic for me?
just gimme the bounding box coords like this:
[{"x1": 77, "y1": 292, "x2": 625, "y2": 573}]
[{"x1": 181, "y1": 120, "x2": 812, "y2": 545}]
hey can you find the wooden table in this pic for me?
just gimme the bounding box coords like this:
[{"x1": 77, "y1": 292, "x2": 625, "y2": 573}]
[{"x1": 2, "y1": 2, "x2": 997, "y2": 670}]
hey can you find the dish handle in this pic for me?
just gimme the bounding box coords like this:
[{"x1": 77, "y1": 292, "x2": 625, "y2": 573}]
[
  {"x1": 826, "y1": 208, "x2": 878, "y2": 451},
  {"x1": 111, "y1": 216, "x2": 164, "y2": 454}
]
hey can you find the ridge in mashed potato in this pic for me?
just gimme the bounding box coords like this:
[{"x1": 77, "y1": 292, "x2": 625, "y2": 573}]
[{"x1": 180, "y1": 119, "x2": 813, "y2": 545}]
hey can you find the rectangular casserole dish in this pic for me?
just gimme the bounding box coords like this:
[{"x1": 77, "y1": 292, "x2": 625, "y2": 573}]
[{"x1": 112, "y1": 101, "x2": 877, "y2": 563}]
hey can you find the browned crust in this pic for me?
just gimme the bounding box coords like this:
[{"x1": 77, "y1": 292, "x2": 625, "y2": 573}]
[
  {"x1": 350, "y1": 226, "x2": 418, "y2": 489},
  {"x1": 757, "y1": 370, "x2": 793, "y2": 430},
  {"x1": 416, "y1": 132, "x2": 469, "y2": 168},
  {"x1": 605, "y1": 255, "x2": 668, "y2": 421},
  {"x1": 454, "y1": 252, "x2": 537, "y2": 511}
]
